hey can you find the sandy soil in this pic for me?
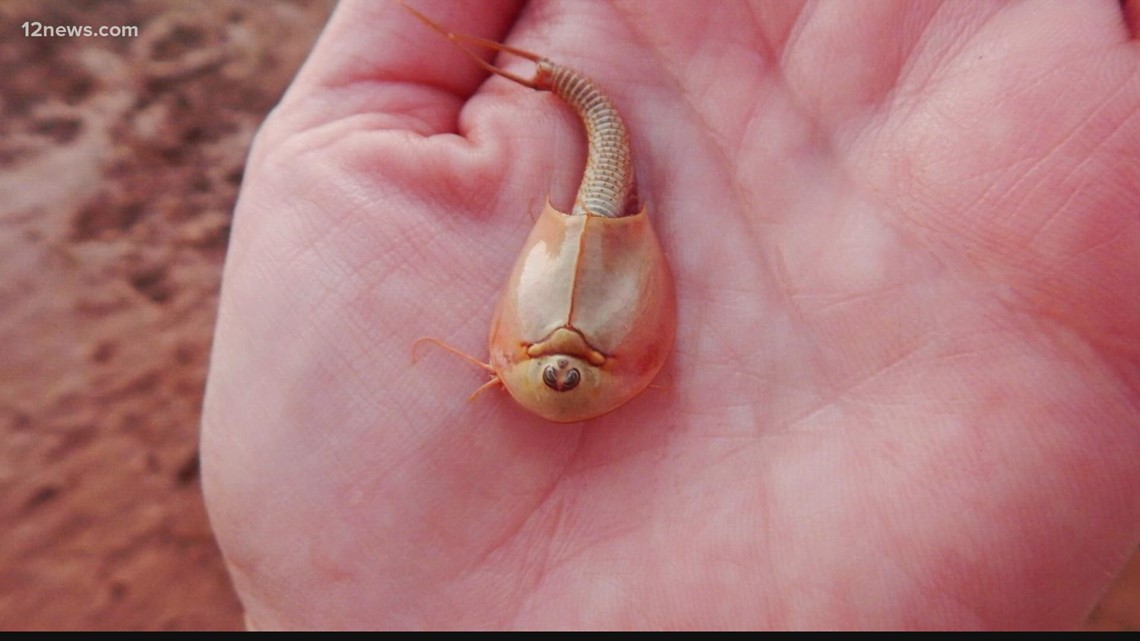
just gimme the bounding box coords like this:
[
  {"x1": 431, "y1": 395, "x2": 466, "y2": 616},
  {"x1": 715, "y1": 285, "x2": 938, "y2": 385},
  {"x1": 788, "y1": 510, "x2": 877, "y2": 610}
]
[
  {"x1": 0, "y1": 0, "x2": 1134, "y2": 631},
  {"x1": 0, "y1": 0, "x2": 334, "y2": 629}
]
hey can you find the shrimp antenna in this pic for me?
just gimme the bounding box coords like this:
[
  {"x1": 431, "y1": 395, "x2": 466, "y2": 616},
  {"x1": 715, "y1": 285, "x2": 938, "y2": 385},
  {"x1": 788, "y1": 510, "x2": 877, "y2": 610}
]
[{"x1": 401, "y1": 1, "x2": 545, "y2": 89}]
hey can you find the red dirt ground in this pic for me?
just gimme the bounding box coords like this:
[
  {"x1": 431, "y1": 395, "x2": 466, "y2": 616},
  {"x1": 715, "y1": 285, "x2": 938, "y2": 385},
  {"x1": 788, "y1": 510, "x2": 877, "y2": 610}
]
[{"x1": 0, "y1": 0, "x2": 334, "y2": 629}]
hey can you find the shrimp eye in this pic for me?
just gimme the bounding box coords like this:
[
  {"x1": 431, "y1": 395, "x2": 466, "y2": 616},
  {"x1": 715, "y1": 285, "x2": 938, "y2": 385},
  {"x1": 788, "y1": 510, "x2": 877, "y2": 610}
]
[{"x1": 542, "y1": 360, "x2": 581, "y2": 392}]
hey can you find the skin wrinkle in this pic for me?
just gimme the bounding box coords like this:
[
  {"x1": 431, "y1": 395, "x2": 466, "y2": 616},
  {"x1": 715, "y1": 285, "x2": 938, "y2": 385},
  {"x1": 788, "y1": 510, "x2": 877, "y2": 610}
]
[
  {"x1": 234, "y1": 451, "x2": 353, "y2": 619},
  {"x1": 750, "y1": 467, "x2": 782, "y2": 628},
  {"x1": 333, "y1": 429, "x2": 444, "y2": 519},
  {"x1": 688, "y1": 301, "x2": 770, "y2": 371},
  {"x1": 1026, "y1": 187, "x2": 1119, "y2": 263},
  {"x1": 784, "y1": 371, "x2": 898, "y2": 435},
  {"x1": 761, "y1": 13, "x2": 966, "y2": 301},
  {"x1": 252, "y1": 174, "x2": 344, "y2": 267},
  {"x1": 784, "y1": 3, "x2": 904, "y2": 135},
  {"x1": 370, "y1": 134, "x2": 497, "y2": 210},
  {"x1": 455, "y1": 433, "x2": 584, "y2": 617},
  {"x1": 394, "y1": 224, "x2": 495, "y2": 302},
  {"x1": 782, "y1": 344, "x2": 921, "y2": 434},
  {"x1": 858, "y1": 438, "x2": 1006, "y2": 628},
  {"x1": 990, "y1": 238, "x2": 1140, "y2": 410},
  {"x1": 861, "y1": 98, "x2": 1067, "y2": 290},
  {"x1": 795, "y1": 281, "x2": 912, "y2": 314},
  {"x1": 1003, "y1": 76, "x2": 1133, "y2": 224},
  {"x1": 1023, "y1": 107, "x2": 1140, "y2": 249},
  {"x1": 693, "y1": 16, "x2": 775, "y2": 218},
  {"x1": 518, "y1": 510, "x2": 631, "y2": 624},
  {"x1": 330, "y1": 84, "x2": 471, "y2": 135},
  {"x1": 691, "y1": 8, "x2": 770, "y2": 171},
  {"x1": 557, "y1": 431, "x2": 672, "y2": 479},
  {"x1": 839, "y1": 3, "x2": 974, "y2": 158},
  {"x1": 1017, "y1": 309, "x2": 1140, "y2": 440},
  {"x1": 880, "y1": 3, "x2": 945, "y2": 108},
  {"x1": 973, "y1": 80, "x2": 1118, "y2": 230},
  {"x1": 622, "y1": 4, "x2": 777, "y2": 255},
  {"x1": 770, "y1": 459, "x2": 879, "y2": 626},
  {"x1": 752, "y1": 1, "x2": 796, "y2": 63},
  {"x1": 230, "y1": 255, "x2": 325, "y2": 365},
  {"x1": 1033, "y1": 314, "x2": 1140, "y2": 420},
  {"x1": 902, "y1": 2, "x2": 1004, "y2": 100},
  {"x1": 1057, "y1": 230, "x2": 1140, "y2": 290},
  {"x1": 859, "y1": 23, "x2": 1027, "y2": 230},
  {"x1": 847, "y1": 464, "x2": 941, "y2": 626},
  {"x1": 778, "y1": 0, "x2": 818, "y2": 72},
  {"x1": 400, "y1": 458, "x2": 517, "y2": 576},
  {"x1": 280, "y1": 82, "x2": 466, "y2": 141},
  {"x1": 504, "y1": 489, "x2": 653, "y2": 626}
]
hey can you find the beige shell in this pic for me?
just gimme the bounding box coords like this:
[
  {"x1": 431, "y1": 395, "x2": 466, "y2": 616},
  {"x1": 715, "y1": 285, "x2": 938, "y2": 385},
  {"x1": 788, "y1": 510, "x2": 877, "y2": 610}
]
[{"x1": 488, "y1": 201, "x2": 675, "y2": 422}]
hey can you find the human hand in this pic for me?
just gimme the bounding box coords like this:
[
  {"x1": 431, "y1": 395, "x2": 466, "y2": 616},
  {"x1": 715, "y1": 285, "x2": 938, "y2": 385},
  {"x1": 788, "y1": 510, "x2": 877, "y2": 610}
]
[{"x1": 202, "y1": 0, "x2": 1140, "y2": 629}]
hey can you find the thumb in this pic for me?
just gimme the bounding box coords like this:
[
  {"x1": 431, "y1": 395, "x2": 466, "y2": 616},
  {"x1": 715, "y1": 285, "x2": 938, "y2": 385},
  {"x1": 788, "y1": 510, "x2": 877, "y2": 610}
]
[{"x1": 273, "y1": 0, "x2": 523, "y2": 136}]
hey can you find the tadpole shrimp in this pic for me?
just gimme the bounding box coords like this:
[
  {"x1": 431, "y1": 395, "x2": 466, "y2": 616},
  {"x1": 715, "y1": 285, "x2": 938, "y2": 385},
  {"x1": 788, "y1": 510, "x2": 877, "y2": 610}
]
[{"x1": 406, "y1": 2, "x2": 675, "y2": 423}]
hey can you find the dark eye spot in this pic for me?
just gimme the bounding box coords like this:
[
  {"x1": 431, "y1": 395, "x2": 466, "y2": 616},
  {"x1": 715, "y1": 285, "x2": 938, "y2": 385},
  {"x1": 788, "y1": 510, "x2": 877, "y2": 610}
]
[
  {"x1": 542, "y1": 363, "x2": 581, "y2": 392},
  {"x1": 563, "y1": 368, "x2": 580, "y2": 390}
]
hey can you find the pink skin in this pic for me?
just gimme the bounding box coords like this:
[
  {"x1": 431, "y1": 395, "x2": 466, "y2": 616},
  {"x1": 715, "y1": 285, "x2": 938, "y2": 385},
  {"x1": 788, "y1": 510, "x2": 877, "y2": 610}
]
[{"x1": 201, "y1": 0, "x2": 1140, "y2": 629}]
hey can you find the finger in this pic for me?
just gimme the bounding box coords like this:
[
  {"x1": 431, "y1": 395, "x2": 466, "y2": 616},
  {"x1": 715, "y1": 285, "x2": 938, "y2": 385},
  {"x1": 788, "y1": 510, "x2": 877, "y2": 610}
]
[
  {"x1": 1125, "y1": 0, "x2": 1140, "y2": 38},
  {"x1": 278, "y1": 0, "x2": 523, "y2": 134}
]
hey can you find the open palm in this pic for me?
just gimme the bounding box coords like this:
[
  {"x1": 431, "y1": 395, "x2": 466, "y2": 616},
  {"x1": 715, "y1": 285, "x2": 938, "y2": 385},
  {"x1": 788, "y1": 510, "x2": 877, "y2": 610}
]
[{"x1": 202, "y1": 0, "x2": 1140, "y2": 629}]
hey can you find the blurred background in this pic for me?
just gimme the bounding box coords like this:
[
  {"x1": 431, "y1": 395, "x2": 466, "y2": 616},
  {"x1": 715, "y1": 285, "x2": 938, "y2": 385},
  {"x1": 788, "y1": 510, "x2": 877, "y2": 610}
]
[
  {"x1": 0, "y1": 0, "x2": 334, "y2": 630},
  {"x1": 0, "y1": 0, "x2": 1135, "y2": 631}
]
